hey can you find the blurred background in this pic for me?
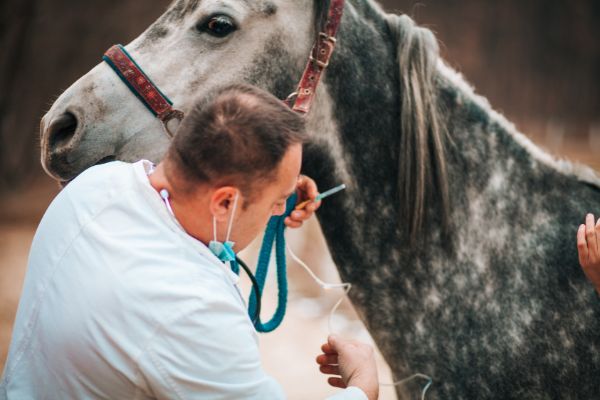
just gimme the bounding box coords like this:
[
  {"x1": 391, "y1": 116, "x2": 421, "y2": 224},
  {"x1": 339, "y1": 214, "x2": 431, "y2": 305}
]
[{"x1": 0, "y1": 0, "x2": 598, "y2": 398}]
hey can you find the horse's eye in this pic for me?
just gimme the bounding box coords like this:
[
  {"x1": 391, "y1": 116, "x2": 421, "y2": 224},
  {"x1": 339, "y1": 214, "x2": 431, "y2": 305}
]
[{"x1": 197, "y1": 15, "x2": 236, "y2": 37}]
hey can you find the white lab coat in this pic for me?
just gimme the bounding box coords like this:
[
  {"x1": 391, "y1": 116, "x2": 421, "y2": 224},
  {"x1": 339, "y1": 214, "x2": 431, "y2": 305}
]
[{"x1": 0, "y1": 160, "x2": 366, "y2": 400}]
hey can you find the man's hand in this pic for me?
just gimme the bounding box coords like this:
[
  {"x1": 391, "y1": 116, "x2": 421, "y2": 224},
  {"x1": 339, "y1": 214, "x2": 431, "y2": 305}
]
[
  {"x1": 577, "y1": 213, "x2": 600, "y2": 294},
  {"x1": 284, "y1": 175, "x2": 321, "y2": 229},
  {"x1": 316, "y1": 335, "x2": 379, "y2": 400}
]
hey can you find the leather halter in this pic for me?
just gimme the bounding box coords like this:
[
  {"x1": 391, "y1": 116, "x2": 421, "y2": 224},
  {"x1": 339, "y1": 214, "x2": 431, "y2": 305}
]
[
  {"x1": 102, "y1": 0, "x2": 345, "y2": 137},
  {"x1": 288, "y1": 0, "x2": 345, "y2": 113},
  {"x1": 102, "y1": 45, "x2": 184, "y2": 138}
]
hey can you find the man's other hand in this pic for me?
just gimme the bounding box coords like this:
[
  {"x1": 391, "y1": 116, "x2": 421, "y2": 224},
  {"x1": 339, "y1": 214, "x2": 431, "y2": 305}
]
[
  {"x1": 316, "y1": 335, "x2": 379, "y2": 400},
  {"x1": 284, "y1": 175, "x2": 321, "y2": 228}
]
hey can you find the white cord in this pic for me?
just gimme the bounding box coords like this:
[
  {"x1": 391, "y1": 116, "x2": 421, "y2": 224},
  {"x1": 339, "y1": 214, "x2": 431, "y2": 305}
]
[
  {"x1": 286, "y1": 243, "x2": 350, "y2": 334},
  {"x1": 381, "y1": 373, "x2": 432, "y2": 400},
  {"x1": 225, "y1": 192, "x2": 239, "y2": 241},
  {"x1": 285, "y1": 241, "x2": 433, "y2": 399},
  {"x1": 159, "y1": 189, "x2": 174, "y2": 216}
]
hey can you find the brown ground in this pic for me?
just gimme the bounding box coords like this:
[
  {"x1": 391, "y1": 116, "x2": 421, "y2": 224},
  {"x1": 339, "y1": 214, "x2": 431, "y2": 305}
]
[{"x1": 0, "y1": 137, "x2": 597, "y2": 399}]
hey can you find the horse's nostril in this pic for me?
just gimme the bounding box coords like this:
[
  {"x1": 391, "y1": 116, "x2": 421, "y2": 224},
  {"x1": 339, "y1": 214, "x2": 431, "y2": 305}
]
[{"x1": 47, "y1": 112, "x2": 78, "y2": 150}]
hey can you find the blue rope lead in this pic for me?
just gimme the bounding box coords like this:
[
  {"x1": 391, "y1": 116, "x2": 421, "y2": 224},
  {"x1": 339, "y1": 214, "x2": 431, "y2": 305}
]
[{"x1": 247, "y1": 193, "x2": 297, "y2": 332}]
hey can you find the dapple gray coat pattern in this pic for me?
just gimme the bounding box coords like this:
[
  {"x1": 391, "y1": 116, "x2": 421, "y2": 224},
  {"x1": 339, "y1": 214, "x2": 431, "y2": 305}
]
[{"x1": 40, "y1": 1, "x2": 600, "y2": 398}]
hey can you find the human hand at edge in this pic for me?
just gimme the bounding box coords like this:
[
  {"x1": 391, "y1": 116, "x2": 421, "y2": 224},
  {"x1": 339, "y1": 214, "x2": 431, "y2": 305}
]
[
  {"x1": 316, "y1": 335, "x2": 379, "y2": 400},
  {"x1": 577, "y1": 213, "x2": 600, "y2": 295}
]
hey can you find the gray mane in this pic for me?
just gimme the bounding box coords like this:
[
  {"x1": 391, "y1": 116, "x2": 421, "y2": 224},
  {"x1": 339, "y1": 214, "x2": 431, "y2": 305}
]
[{"x1": 386, "y1": 14, "x2": 450, "y2": 240}]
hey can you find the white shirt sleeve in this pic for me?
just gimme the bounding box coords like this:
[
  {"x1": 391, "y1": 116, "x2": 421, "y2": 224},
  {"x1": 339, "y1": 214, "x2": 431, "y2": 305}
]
[{"x1": 135, "y1": 284, "x2": 369, "y2": 400}]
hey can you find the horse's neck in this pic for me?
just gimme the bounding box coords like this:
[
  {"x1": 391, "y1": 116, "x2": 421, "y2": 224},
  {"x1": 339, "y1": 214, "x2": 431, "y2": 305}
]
[
  {"x1": 439, "y1": 63, "x2": 536, "y2": 180},
  {"x1": 306, "y1": 3, "x2": 600, "y2": 280},
  {"x1": 437, "y1": 61, "x2": 591, "y2": 206},
  {"x1": 302, "y1": 2, "x2": 410, "y2": 277},
  {"x1": 429, "y1": 62, "x2": 600, "y2": 273},
  {"x1": 303, "y1": 6, "x2": 600, "y2": 381}
]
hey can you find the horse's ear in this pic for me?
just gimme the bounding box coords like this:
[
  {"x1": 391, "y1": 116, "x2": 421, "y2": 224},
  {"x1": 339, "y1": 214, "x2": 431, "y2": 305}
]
[{"x1": 387, "y1": 14, "x2": 450, "y2": 244}]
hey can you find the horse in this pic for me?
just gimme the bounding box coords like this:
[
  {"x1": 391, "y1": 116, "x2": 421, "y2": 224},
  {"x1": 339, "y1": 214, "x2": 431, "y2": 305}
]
[{"x1": 39, "y1": 0, "x2": 600, "y2": 398}]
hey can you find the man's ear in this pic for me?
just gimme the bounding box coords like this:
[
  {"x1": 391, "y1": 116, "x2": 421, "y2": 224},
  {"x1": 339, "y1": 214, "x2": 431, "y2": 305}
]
[{"x1": 209, "y1": 186, "x2": 239, "y2": 221}]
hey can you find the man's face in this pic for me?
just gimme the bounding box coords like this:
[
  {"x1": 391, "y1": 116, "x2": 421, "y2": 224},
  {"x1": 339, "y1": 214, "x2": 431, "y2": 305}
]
[{"x1": 231, "y1": 143, "x2": 302, "y2": 251}]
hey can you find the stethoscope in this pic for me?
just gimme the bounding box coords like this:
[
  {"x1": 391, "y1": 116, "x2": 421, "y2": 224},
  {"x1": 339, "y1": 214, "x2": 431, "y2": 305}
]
[
  {"x1": 234, "y1": 256, "x2": 261, "y2": 325},
  {"x1": 158, "y1": 185, "x2": 263, "y2": 326},
  {"x1": 149, "y1": 164, "x2": 262, "y2": 325}
]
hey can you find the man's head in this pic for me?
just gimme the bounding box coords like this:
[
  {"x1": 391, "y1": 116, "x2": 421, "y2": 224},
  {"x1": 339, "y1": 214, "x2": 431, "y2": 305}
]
[{"x1": 160, "y1": 84, "x2": 307, "y2": 250}]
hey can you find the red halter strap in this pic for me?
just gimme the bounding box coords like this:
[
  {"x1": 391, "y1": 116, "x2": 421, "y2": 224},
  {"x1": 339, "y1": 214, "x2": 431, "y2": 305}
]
[
  {"x1": 102, "y1": 0, "x2": 344, "y2": 136},
  {"x1": 289, "y1": 0, "x2": 345, "y2": 113},
  {"x1": 103, "y1": 45, "x2": 184, "y2": 138}
]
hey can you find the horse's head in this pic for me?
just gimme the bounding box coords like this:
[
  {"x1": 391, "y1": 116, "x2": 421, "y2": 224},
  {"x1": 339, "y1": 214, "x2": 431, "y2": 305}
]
[{"x1": 41, "y1": 0, "x2": 321, "y2": 183}]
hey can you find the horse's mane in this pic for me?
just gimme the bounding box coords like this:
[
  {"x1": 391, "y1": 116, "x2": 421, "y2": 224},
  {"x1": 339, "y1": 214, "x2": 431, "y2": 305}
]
[
  {"x1": 314, "y1": 0, "x2": 450, "y2": 241},
  {"x1": 385, "y1": 14, "x2": 450, "y2": 241},
  {"x1": 360, "y1": 1, "x2": 599, "y2": 243}
]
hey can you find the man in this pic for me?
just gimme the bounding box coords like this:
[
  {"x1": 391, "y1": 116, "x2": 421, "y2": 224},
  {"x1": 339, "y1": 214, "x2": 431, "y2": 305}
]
[{"x1": 0, "y1": 84, "x2": 379, "y2": 399}]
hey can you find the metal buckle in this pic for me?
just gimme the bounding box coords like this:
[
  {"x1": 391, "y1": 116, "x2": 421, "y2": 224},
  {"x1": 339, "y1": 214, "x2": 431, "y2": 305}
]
[
  {"x1": 160, "y1": 109, "x2": 184, "y2": 138},
  {"x1": 284, "y1": 91, "x2": 299, "y2": 105},
  {"x1": 319, "y1": 31, "x2": 337, "y2": 44},
  {"x1": 310, "y1": 32, "x2": 336, "y2": 68}
]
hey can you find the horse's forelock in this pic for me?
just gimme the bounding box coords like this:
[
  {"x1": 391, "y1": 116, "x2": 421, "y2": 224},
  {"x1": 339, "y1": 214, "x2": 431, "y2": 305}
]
[{"x1": 386, "y1": 14, "x2": 450, "y2": 243}]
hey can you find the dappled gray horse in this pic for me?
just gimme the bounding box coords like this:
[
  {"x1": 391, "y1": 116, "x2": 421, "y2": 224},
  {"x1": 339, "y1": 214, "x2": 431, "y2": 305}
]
[{"x1": 40, "y1": 0, "x2": 600, "y2": 398}]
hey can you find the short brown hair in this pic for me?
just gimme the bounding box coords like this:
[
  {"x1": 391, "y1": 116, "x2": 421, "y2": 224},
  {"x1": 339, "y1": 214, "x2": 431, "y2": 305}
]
[{"x1": 165, "y1": 84, "x2": 307, "y2": 200}]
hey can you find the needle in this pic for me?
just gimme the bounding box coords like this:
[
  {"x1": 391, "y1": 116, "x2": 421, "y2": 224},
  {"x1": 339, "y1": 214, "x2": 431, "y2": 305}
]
[{"x1": 295, "y1": 183, "x2": 346, "y2": 210}]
